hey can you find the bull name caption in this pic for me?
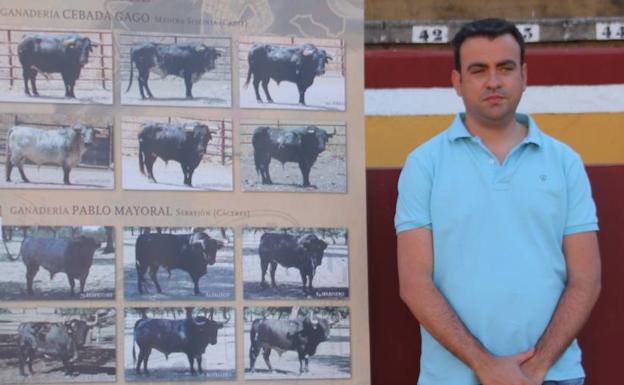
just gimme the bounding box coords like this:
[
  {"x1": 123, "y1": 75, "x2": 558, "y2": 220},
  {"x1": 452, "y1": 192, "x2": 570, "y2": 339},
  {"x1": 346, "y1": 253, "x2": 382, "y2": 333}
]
[
  {"x1": 8, "y1": 205, "x2": 251, "y2": 218},
  {"x1": 0, "y1": 8, "x2": 246, "y2": 27}
]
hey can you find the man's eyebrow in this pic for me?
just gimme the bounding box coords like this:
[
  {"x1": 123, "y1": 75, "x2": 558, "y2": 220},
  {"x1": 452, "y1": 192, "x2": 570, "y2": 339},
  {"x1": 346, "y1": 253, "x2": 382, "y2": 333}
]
[{"x1": 496, "y1": 59, "x2": 518, "y2": 67}]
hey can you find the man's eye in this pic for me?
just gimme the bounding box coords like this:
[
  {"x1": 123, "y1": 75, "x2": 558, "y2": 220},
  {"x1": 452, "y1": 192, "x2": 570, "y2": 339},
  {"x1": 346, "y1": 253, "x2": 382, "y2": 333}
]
[{"x1": 470, "y1": 68, "x2": 485, "y2": 74}]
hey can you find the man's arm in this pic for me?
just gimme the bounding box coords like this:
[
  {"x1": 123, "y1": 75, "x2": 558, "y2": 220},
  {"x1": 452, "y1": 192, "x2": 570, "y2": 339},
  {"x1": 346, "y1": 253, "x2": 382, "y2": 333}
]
[
  {"x1": 397, "y1": 227, "x2": 536, "y2": 385},
  {"x1": 521, "y1": 231, "x2": 602, "y2": 383}
]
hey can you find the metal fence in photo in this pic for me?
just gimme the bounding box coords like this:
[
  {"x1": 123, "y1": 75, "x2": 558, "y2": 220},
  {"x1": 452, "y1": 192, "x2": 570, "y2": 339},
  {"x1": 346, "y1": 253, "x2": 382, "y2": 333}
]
[
  {"x1": 0, "y1": 307, "x2": 116, "y2": 384},
  {"x1": 119, "y1": 33, "x2": 231, "y2": 107},
  {"x1": 121, "y1": 115, "x2": 232, "y2": 191},
  {"x1": 0, "y1": 226, "x2": 116, "y2": 300},
  {"x1": 0, "y1": 113, "x2": 114, "y2": 189},
  {"x1": 0, "y1": 28, "x2": 113, "y2": 104},
  {"x1": 123, "y1": 227, "x2": 234, "y2": 300},
  {"x1": 124, "y1": 307, "x2": 235, "y2": 382},
  {"x1": 243, "y1": 227, "x2": 349, "y2": 299},
  {"x1": 239, "y1": 35, "x2": 346, "y2": 110},
  {"x1": 244, "y1": 306, "x2": 351, "y2": 380},
  {"x1": 240, "y1": 121, "x2": 347, "y2": 193}
]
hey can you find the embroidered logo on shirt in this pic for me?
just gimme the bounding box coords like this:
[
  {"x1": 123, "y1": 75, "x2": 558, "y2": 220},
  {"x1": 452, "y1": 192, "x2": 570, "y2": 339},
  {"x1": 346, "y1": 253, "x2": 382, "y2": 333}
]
[{"x1": 539, "y1": 175, "x2": 548, "y2": 182}]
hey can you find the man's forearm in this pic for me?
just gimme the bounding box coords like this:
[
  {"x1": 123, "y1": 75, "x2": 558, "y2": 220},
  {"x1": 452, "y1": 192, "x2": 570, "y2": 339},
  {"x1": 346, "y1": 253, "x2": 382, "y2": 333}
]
[{"x1": 522, "y1": 231, "x2": 601, "y2": 382}]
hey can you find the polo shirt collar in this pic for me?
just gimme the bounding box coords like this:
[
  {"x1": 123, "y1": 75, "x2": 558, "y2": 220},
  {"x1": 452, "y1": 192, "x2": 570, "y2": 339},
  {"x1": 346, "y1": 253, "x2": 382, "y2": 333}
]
[{"x1": 446, "y1": 113, "x2": 543, "y2": 147}]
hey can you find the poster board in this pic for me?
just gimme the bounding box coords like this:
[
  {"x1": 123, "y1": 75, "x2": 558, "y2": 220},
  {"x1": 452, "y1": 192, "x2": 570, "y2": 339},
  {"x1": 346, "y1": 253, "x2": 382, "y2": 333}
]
[{"x1": 0, "y1": 0, "x2": 370, "y2": 384}]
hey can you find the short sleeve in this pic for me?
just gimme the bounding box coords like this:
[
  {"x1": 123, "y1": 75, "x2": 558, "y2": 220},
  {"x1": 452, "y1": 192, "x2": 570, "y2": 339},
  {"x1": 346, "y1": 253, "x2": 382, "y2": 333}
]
[
  {"x1": 394, "y1": 151, "x2": 433, "y2": 233},
  {"x1": 564, "y1": 153, "x2": 598, "y2": 235}
]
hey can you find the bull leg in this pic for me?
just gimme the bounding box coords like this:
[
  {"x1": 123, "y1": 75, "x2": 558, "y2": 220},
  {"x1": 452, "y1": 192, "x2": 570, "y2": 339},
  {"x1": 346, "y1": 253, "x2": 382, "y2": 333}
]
[
  {"x1": 249, "y1": 344, "x2": 260, "y2": 372},
  {"x1": 299, "y1": 162, "x2": 313, "y2": 187},
  {"x1": 186, "y1": 166, "x2": 195, "y2": 187},
  {"x1": 19, "y1": 347, "x2": 28, "y2": 376},
  {"x1": 146, "y1": 154, "x2": 157, "y2": 183},
  {"x1": 17, "y1": 163, "x2": 30, "y2": 183},
  {"x1": 184, "y1": 71, "x2": 194, "y2": 99},
  {"x1": 136, "y1": 262, "x2": 147, "y2": 294},
  {"x1": 300, "y1": 270, "x2": 309, "y2": 295},
  {"x1": 252, "y1": 78, "x2": 263, "y2": 102},
  {"x1": 79, "y1": 273, "x2": 88, "y2": 293},
  {"x1": 196, "y1": 354, "x2": 203, "y2": 373},
  {"x1": 67, "y1": 275, "x2": 76, "y2": 295},
  {"x1": 261, "y1": 79, "x2": 273, "y2": 103},
  {"x1": 6, "y1": 159, "x2": 12, "y2": 182},
  {"x1": 297, "y1": 84, "x2": 307, "y2": 105},
  {"x1": 180, "y1": 163, "x2": 190, "y2": 186},
  {"x1": 191, "y1": 274, "x2": 202, "y2": 295},
  {"x1": 62, "y1": 164, "x2": 71, "y2": 185},
  {"x1": 148, "y1": 265, "x2": 162, "y2": 293},
  {"x1": 261, "y1": 347, "x2": 273, "y2": 372},
  {"x1": 29, "y1": 73, "x2": 39, "y2": 96},
  {"x1": 25, "y1": 264, "x2": 39, "y2": 295},
  {"x1": 260, "y1": 259, "x2": 269, "y2": 288},
  {"x1": 61, "y1": 72, "x2": 76, "y2": 98},
  {"x1": 304, "y1": 357, "x2": 309, "y2": 373},
  {"x1": 269, "y1": 262, "x2": 278, "y2": 288},
  {"x1": 186, "y1": 353, "x2": 196, "y2": 373}
]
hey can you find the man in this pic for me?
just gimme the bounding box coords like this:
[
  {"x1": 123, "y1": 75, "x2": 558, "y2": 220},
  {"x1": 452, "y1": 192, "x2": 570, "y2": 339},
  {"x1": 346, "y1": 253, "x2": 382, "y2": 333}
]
[{"x1": 395, "y1": 19, "x2": 601, "y2": 385}]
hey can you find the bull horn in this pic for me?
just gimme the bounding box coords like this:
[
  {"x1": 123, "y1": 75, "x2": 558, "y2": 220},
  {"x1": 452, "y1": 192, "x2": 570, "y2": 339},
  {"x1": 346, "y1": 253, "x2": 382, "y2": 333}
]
[
  {"x1": 303, "y1": 47, "x2": 315, "y2": 56},
  {"x1": 89, "y1": 39, "x2": 101, "y2": 47},
  {"x1": 86, "y1": 312, "x2": 99, "y2": 327},
  {"x1": 195, "y1": 45, "x2": 206, "y2": 52},
  {"x1": 222, "y1": 309, "x2": 231, "y2": 324},
  {"x1": 328, "y1": 128, "x2": 337, "y2": 138},
  {"x1": 329, "y1": 312, "x2": 341, "y2": 326},
  {"x1": 64, "y1": 37, "x2": 77, "y2": 46}
]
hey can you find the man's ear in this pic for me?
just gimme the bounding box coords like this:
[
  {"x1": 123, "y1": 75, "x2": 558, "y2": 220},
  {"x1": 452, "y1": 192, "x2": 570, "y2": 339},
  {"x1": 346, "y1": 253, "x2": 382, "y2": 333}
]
[
  {"x1": 521, "y1": 62, "x2": 528, "y2": 91},
  {"x1": 451, "y1": 69, "x2": 462, "y2": 97}
]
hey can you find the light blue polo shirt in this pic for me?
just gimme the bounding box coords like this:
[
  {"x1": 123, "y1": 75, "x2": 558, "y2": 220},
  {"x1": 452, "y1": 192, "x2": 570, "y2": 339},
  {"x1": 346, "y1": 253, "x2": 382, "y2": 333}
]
[{"x1": 395, "y1": 113, "x2": 598, "y2": 385}]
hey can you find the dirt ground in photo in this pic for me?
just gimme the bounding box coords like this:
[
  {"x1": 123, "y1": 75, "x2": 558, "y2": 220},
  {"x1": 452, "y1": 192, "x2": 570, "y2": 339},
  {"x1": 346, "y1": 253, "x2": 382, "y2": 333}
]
[
  {"x1": 121, "y1": 78, "x2": 231, "y2": 107},
  {"x1": 0, "y1": 164, "x2": 114, "y2": 190},
  {"x1": 240, "y1": 76, "x2": 345, "y2": 111},
  {"x1": 122, "y1": 157, "x2": 232, "y2": 191}
]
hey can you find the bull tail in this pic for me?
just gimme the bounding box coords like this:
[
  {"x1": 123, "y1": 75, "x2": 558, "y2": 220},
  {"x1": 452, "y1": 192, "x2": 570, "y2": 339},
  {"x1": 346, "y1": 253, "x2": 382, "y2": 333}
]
[
  {"x1": 138, "y1": 135, "x2": 145, "y2": 175},
  {"x1": 5, "y1": 128, "x2": 12, "y2": 181},
  {"x1": 244, "y1": 57, "x2": 252, "y2": 88},
  {"x1": 126, "y1": 50, "x2": 134, "y2": 93},
  {"x1": 132, "y1": 318, "x2": 141, "y2": 364}
]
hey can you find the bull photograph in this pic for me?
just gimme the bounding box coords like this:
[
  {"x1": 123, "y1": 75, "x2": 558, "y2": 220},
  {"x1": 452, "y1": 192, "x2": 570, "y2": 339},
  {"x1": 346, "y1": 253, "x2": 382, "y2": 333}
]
[
  {"x1": 0, "y1": 29, "x2": 113, "y2": 104},
  {"x1": 123, "y1": 227, "x2": 234, "y2": 300},
  {"x1": 119, "y1": 33, "x2": 231, "y2": 107},
  {"x1": 0, "y1": 307, "x2": 116, "y2": 384},
  {"x1": 240, "y1": 121, "x2": 346, "y2": 192},
  {"x1": 243, "y1": 227, "x2": 349, "y2": 299},
  {"x1": 244, "y1": 306, "x2": 351, "y2": 380},
  {"x1": 239, "y1": 36, "x2": 345, "y2": 110},
  {"x1": 0, "y1": 226, "x2": 115, "y2": 300},
  {"x1": 124, "y1": 307, "x2": 235, "y2": 381},
  {"x1": 0, "y1": 113, "x2": 114, "y2": 189},
  {"x1": 122, "y1": 116, "x2": 232, "y2": 191}
]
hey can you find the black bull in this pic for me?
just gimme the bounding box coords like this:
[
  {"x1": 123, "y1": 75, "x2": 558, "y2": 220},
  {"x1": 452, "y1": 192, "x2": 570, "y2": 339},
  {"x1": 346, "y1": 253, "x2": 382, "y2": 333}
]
[
  {"x1": 245, "y1": 43, "x2": 332, "y2": 105},
  {"x1": 126, "y1": 42, "x2": 221, "y2": 99},
  {"x1": 138, "y1": 122, "x2": 212, "y2": 187},
  {"x1": 18, "y1": 34, "x2": 98, "y2": 98},
  {"x1": 252, "y1": 125, "x2": 335, "y2": 188},
  {"x1": 135, "y1": 232, "x2": 223, "y2": 295},
  {"x1": 20, "y1": 235, "x2": 100, "y2": 296},
  {"x1": 258, "y1": 232, "x2": 328, "y2": 295},
  {"x1": 249, "y1": 317, "x2": 332, "y2": 374},
  {"x1": 133, "y1": 315, "x2": 224, "y2": 374},
  {"x1": 18, "y1": 318, "x2": 94, "y2": 376}
]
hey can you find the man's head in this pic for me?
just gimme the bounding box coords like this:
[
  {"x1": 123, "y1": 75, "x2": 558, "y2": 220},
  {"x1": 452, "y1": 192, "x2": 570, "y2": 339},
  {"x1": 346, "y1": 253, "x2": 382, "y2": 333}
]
[
  {"x1": 452, "y1": 18, "x2": 525, "y2": 72},
  {"x1": 451, "y1": 19, "x2": 527, "y2": 127}
]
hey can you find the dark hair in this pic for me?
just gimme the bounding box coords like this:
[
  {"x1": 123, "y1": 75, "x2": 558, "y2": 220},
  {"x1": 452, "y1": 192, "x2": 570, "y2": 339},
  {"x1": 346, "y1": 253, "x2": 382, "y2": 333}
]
[{"x1": 452, "y1": 18, "x2": 525, "y2": 71}]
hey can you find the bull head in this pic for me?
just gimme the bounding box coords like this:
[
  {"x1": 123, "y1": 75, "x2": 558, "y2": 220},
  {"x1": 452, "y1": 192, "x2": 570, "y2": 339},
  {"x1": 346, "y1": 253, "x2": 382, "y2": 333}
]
[
  {"x1": 63, "y1": 37, "x2": 77, "y2": 48},
  {"x1": 303, "y1": 45, "x2": 316, "y2": 56}
]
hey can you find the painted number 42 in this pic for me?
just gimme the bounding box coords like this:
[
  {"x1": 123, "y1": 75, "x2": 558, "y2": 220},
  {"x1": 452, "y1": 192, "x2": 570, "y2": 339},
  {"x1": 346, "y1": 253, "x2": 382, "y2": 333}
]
[{"x1": 412, "y1": 26, "x2": 448, "y2": 44}]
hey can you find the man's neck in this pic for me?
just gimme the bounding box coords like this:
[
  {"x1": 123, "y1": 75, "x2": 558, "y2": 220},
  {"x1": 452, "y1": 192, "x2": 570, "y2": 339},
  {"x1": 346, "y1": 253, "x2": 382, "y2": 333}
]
[{"x1": 463, "y1": 114, "x2": 528, "y2": 163}]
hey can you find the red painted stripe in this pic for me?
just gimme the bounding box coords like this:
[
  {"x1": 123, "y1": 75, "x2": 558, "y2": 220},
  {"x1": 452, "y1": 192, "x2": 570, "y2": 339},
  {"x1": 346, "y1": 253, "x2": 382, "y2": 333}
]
[{"x1": 365, "y1": 47, "x2": 624, "y2": 88}]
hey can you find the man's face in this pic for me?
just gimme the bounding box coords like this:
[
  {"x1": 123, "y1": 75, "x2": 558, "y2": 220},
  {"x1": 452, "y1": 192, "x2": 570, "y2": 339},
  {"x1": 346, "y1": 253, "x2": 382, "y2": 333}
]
[{"x1": 451, "y1": 33, "x2": 527, "y2": 126}]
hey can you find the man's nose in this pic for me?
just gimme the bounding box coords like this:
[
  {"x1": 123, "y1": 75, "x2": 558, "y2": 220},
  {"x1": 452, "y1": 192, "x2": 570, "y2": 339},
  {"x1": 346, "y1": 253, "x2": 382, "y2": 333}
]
[{"x1": 485, "y1": 70, "x2": 502, "y2": 88}]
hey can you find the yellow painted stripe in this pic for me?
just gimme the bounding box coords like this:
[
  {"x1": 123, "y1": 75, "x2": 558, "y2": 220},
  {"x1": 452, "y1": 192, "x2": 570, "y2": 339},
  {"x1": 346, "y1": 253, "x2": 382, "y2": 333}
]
[{"x1": 366, "y1": 113, "x2": 624, "y2": 168}]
